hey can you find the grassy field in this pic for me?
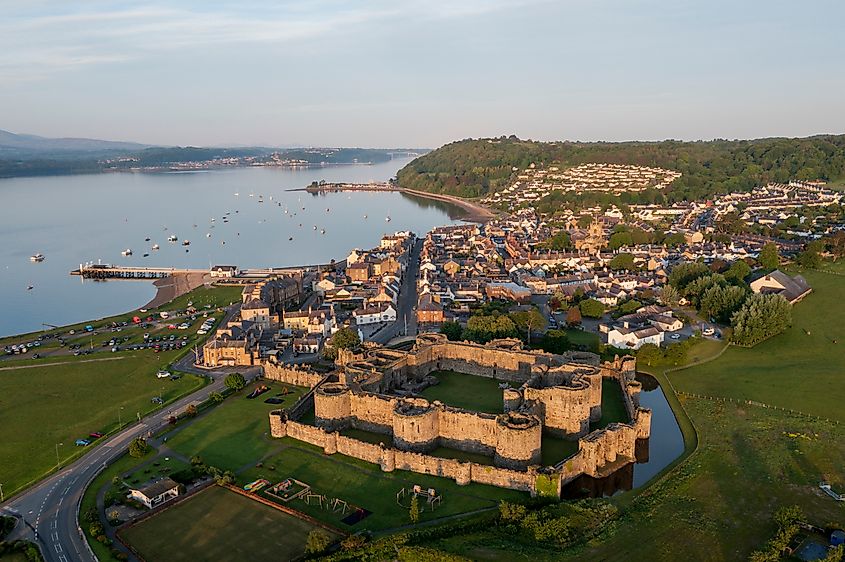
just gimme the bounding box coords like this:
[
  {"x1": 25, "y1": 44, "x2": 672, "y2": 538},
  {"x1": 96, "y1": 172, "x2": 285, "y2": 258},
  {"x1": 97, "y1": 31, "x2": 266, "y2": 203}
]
[
  {"x1": 420, "y1": 370, "x2": 504, "y2": 413},
  {"x1": 0, "y1": 352, "x2": 204, "y2": 495},
  {"x1": 121, "y1": 485, "x2": 332, "y2": 562},
  {"x1": 238, "y1": 441, "x2": 524, "y2": 532},
  {"x1": 591, "y1": 377, "x2": 629, "y2": 431},
  {"x1": 165, "y1": 381, "x2": 305, "y2": 470},
  {"x1": 670, "y1": 266, "x2": 845, "y2": 422}
]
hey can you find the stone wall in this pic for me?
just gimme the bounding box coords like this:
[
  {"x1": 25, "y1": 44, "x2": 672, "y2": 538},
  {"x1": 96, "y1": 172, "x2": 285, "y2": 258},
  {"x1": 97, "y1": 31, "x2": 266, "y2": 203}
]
[
  {"x1": 270, "y1": 336, "x2": 654, "y2": 497},
  {"x1": 263, "y1": 361, "x2": 324, "y2": 388}
]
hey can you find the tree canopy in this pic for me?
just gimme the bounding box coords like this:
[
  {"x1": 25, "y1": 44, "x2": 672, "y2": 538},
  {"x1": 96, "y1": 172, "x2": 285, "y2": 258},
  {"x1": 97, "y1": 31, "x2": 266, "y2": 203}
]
[{"x1": 224, "y1": 372, "x2": 246, "y2": 391}]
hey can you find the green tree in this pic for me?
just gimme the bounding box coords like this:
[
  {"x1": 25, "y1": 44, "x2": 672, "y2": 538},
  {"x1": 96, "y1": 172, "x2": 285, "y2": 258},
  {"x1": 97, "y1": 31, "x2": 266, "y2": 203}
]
[
  {"x1": 304, "y1": 529, "x2": 333, "y2": 555},
  {"x1": 541, "y1": 231, "x2": 572, "y2": 250},
  {"x1": 409, "y1": 494, "x2": 420, "y2": 523},
  {"x1": 659, "y1": 284, "x2": 680, "y2": 306},
  {"x1": 635, "y1": 343, "x2": 662, "y2": 366},
  {"x1": 332, "y1": 327, "x2": 361, "y2": 350},
  {"x1": 464, "y1": 313, "x2": 518, "y2": 343},
  {"x1": 731, "y1": 293, "x2": 792, "y2": 346},
  {"x1": 608, "y1": 231, "x2": 634, "y2": 250},
  {"x1": 209, "y1": 392, "x2": 224, "y2": 404},
  {"x1": 439, "y1": 321, "x2": 463, "y2": 341},
  {"x1": 699, "y1": 284, "x2": 748, "y2": 324},
  {"x1": 509, "y1": 308, "x2": 547, "y2": 337},
  {"x1": 224, "y1": 372, "x2": 246, "y2": 391},
  {"x1": 579, "y1": 299, "x2": 605, "y2": 318},
  {"x1": 759, "y1": 242, "x2": 780, "y2": 270},
  {"x1": 128, "y1": 437, "x2": 149, "y2": 458},
  {"x1": 797, "y1": 240, "x2": 824, "y2": 268},
  {"x1": 669, "y1": 262, "x2": 711, "y2": 290},
  {"x1": 538, "y1": 329, "x2": 570, "y2": 354},
  {"x1": 724, "y1": 260, "x2": 751, "y2": 284},
  {"x1": 609, "y1": 252, "x2": 635, "y2": 271}
]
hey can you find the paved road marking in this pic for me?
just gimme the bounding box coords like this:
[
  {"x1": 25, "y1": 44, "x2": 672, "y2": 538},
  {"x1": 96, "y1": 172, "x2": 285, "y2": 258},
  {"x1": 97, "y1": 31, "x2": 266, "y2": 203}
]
[
  {"x1": 51, "y1": 531, "x2": 58, "y2": 541},
  {"x1": 58, "y1": 555, "x2": 68, "y2": 562},
  {"x1": 54, "y1": 543, "x2": 62, "y2": 553},
  {"x1": 51, "y1": 520, "x2": 57, "y2": 529}
]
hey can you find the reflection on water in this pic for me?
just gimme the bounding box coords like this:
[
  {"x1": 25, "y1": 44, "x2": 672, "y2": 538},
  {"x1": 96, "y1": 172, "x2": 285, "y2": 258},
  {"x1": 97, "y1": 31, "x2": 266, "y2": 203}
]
[
  {"x1": 562, "y1": 373, "x2": 685, "y2": 498},
  {"x1": 0, "y1": 158, "x2": 466, "y2": 336}
]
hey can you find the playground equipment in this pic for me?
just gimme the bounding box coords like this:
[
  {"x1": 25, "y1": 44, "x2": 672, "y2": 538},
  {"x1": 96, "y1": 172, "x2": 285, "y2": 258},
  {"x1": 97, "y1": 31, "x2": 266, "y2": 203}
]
[
  {"x1": 331, "y1": 498, "x2": 349, "y2": 514},
  {"x1": 266, "y1": 478, "x2": 311, "y2": 502},
  {"x1": 243, "y1": 479, "x2": 270, "y2": 493},
  {"x1": 396, "y1": 485, "x2": 442, "y2": 511},
  {"x1": 247, "y1": 385, "x2": 270, "y2": 399}
]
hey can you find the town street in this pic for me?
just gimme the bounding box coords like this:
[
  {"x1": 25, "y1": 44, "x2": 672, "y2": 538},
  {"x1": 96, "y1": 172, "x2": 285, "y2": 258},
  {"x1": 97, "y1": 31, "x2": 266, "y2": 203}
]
[{"x1": 370, "y1": 237, "x2": 421, "y2": 345}]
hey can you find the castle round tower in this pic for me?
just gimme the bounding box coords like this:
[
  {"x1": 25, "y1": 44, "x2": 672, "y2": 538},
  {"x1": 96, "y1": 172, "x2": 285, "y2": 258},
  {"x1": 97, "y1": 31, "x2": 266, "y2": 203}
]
[
  {"x1": 314, "y1": 383, "x2": 351, "y2": 431},
  {"x1": 494, "y1": 412, "x2": 542, "y2": 470},
  {"x1": 392, "y1": 398, "x2": 439, "y2": 452}
]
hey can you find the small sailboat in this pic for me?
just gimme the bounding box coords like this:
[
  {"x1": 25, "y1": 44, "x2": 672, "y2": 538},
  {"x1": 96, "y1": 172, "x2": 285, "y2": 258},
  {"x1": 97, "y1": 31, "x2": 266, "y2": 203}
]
[
  {"x1": 206, "y1": 233, "x2": 212, "y2": 238},
  {"x1": 30, "y1": 253, "x2": 45, "y2": 262},
  {"x1": 152, "y1": 244, "x2": 160, "y2": 250},
  {"x1": 182, "y1": 240, "x2": 191, "y2": 246},
  {"x1": 364, "y1": 214, "x2": 368, "y2": 219},
  {"x1": 168, "y1": 235, "x2": 178, "y2": 242},
  {"x1": 122, "y1": 249, "x2": 133, "y2": 256},
  {"x1": 313, "y1": 225, "x2": 317, "y2": 230},
  {"x1": 385, "y1": 215, "x2": 391, "y2": 222},
  {"x1": 320, "y1": 229, "x2": 326, "y2": 234}
]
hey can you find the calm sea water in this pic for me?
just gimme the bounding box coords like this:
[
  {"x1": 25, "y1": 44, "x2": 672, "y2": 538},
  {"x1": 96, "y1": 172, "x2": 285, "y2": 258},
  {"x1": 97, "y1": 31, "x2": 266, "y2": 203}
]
[{"x1": 0, "y1": 158, "x2": 465, "y2": 337}]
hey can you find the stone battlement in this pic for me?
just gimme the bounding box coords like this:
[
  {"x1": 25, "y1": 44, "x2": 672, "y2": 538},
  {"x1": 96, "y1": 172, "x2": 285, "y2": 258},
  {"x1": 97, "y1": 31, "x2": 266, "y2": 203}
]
[{"x1": 267, "y1": 335, "x2": 651, "y2": 498}]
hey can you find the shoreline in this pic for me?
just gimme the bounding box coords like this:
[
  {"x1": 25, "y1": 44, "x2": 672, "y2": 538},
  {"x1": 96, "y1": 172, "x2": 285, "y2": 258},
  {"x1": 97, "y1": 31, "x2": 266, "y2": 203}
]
[
  {"x1": 292, "y1": 183, "x2": 497, "y2": 223},
  {"x1": 144, "y1": 272, "x2": 210, "y2": 309}
]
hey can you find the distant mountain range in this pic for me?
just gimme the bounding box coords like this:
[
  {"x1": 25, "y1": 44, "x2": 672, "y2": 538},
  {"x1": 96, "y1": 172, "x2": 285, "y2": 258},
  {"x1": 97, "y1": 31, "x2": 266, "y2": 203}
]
[{"x1": 0, "y1": 129, "x2": 152, "y2": 156}]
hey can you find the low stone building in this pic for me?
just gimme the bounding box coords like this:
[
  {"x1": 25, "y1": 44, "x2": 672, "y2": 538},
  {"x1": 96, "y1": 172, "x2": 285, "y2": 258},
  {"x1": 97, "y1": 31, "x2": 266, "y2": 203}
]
[{"x1": 128, "y1": 477, "x2": 180, "y2": 509}]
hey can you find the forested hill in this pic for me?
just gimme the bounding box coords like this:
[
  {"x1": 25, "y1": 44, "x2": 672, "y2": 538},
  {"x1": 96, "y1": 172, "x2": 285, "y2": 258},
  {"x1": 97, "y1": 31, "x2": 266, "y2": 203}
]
[{"x1": 395, "y1": 135, "x2": 845, "y2": 202}]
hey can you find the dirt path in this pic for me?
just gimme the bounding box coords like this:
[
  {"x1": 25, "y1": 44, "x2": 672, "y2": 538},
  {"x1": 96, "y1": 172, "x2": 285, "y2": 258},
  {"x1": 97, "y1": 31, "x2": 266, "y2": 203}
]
[
  {"x1": 0, "y1": 356, "x2": 127, "y2": 371},
  {"x1": 144, "y1": 272, "x2": 210, "y2": 309},
  {"x1": 397, "y1": 187, "x2": 497, "y2": 222}
]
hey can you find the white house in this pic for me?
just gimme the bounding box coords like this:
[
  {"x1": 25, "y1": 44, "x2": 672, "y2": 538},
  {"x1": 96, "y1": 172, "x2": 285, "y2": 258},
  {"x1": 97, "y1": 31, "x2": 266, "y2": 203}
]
[
  {"x1": 129, "y1": 477, "x2": 180, "y2": 509},
  {"x1": 353, "y1": 303, "x2": 397, "y2": 325},
  {"x1": 607, "y1": 326, "x2": 664, "y2": 349}
]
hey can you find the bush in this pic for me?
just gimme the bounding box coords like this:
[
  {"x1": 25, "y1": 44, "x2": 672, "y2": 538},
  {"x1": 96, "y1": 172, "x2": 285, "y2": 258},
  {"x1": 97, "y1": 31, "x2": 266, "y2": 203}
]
[
  {"x1": 89, "y1": 521, "x2": 105, "y2": 537},
  {"x1": 731, "y1": 293, "x2": 792, "y2": 346},
  {"x1": 305, "y1": 529, "x2": 333, "y2": 555},
  {"x1": 224, "y1": 373, "x2": 246, "y2": 391},
  {"x1": 579, "y1": 298, "x2": 604, "y2": 318},
  {"x1": 127, "y1": 437, "x2": 149, "y2": 458}
]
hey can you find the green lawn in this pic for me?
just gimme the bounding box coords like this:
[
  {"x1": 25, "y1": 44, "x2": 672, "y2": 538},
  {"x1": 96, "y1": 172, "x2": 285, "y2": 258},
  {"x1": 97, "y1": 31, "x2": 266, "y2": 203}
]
[
  {"x1": 420, "y1": 370, "x2": 504, "y2": 413},
  {"x1": 121, "y1": 485, "x2": 332, "y2": 562},
  {"x1": 239, "y1": 441, "x2": 525, "y2": 532},
  {"x1": 157, "y1": 284, "x2": 243, "y2": 313},
  {"x1": 0, "y1": 352, "x2": 204, "y2": 496},
  {"x1": 565, "y1": 328, "x2": 601, "y2": 351},
  {"x1": 590, "y1": 377, "x2": 629, "y2": 431},
  {"x1": 165, "y1": 381, "x2": 306, "y2": 470},
  {"x1": 540, "y1": 435, "x2": 578, "y2": 466},
  {"x1": 670, "y1": 266, "x2": 845, "y2": 422}
]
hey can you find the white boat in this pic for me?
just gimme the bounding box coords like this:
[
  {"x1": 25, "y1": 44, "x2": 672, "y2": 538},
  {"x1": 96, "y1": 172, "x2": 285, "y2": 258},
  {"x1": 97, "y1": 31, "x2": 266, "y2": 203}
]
[
  {"x1": 385, "y1": 216, "x2": 391, "y2": 222},
  {"x1": 121, "y1": 249, "x2": 133, "y2": 256},
  {"x1": 168, "y1": 235, "x2": 178, "y2": 242},
  {"x1": 182, "y1": 240, "x2": 191, "y2": 246},
  {"x1": 313, "y1": 225, "x2": 317, "y2": 230},
  {"x1": 206, "y1": 233, "x2": 212, "y2": 238},
  {"x1": 30, "y1": 253, "x2": 45, "y2": 262},
  {"x1": 152, "y1": 244, "x2": 160, "y2": 250},
  {"x1": 320, "y1": 229, "x2": 325, "y2": 234}
]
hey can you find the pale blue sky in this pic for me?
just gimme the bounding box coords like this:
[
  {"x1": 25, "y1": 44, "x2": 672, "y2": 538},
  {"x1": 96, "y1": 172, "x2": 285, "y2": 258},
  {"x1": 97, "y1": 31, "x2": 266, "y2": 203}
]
[{"x1": 1, "y1": 0, "x2": 843, "y2": 147}]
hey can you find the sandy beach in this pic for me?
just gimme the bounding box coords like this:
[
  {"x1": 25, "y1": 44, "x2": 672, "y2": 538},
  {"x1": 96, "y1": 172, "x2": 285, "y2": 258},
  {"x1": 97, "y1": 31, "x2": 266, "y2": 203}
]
[{"x1": 144, "y1": 272, "x2": 210, "y2": 309}]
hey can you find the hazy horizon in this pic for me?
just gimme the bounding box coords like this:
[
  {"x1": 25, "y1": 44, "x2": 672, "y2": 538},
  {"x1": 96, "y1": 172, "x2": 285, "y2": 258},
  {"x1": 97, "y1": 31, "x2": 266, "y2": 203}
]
[{"x1": 2, "y1": 0, "x2": 844, "y2": 148}]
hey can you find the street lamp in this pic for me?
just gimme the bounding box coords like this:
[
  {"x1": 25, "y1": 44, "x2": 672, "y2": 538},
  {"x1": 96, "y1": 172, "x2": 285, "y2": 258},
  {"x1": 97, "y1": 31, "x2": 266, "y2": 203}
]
[
  {"x1": 55, "y1": 443, "x2": 63, "y2": 469},
  {"x1": 118, "y1": 406, "x2": 125, "y2": 429}
]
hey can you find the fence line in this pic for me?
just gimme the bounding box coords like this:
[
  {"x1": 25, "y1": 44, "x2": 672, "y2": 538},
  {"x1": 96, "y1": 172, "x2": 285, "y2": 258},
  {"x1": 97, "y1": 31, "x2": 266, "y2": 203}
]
[{"x1": 677, "y1": 391, "x2": 840, "y2": 425}]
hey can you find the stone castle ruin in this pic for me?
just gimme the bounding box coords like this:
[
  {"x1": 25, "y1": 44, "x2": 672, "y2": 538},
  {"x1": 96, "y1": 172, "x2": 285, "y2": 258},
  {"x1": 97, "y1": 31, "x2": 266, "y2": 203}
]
[{"x1": 267, "y1": 334, "x2": 651, "y2": 498}]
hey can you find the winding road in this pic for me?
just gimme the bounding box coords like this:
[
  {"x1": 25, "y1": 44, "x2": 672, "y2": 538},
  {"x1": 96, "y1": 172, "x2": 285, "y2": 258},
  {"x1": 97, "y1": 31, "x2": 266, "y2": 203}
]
[{"x1": 1, "y1": 311, "x2": 261, "y2": 562}]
